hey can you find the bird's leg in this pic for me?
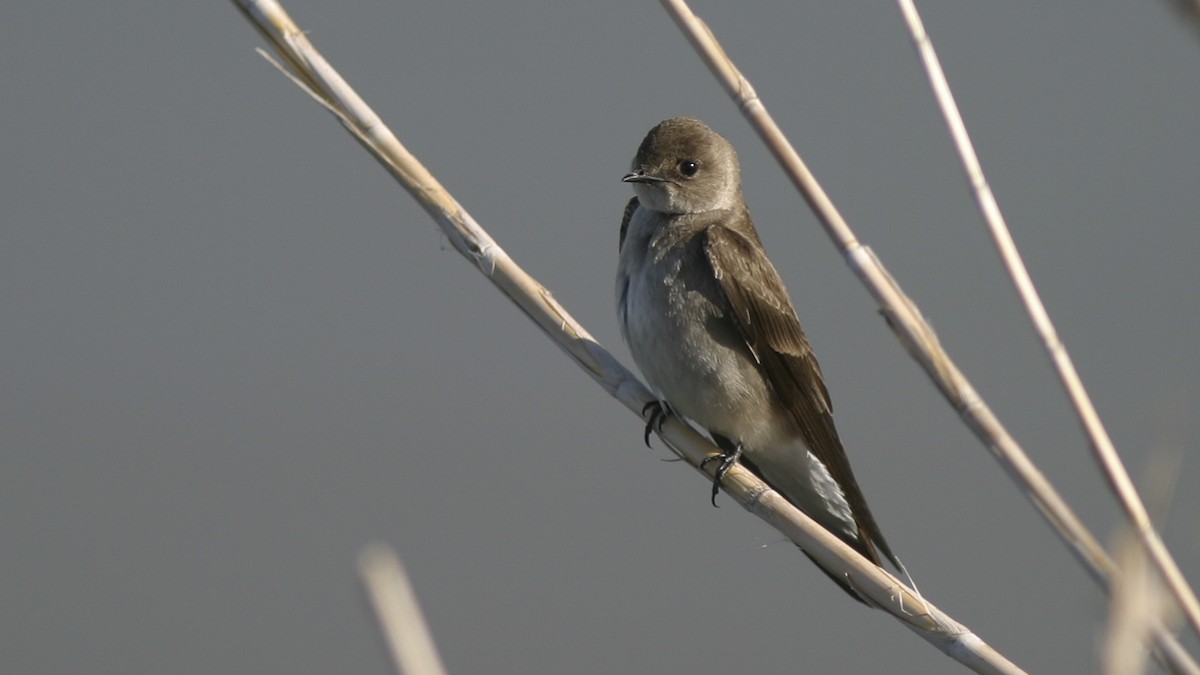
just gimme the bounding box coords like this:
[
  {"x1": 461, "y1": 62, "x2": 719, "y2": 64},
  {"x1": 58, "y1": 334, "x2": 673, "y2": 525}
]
[
  {"x1": 700, "y1": 436, "x2": 743, "y2": 507},
  {"x1": 641, "y1": 400, "x2": 673, "y2": 447}
]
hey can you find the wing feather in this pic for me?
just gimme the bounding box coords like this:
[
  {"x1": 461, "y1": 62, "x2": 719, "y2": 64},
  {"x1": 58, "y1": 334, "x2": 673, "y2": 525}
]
[{"x1": 702, "y1": 223, "x2": 899, "y2": 568}]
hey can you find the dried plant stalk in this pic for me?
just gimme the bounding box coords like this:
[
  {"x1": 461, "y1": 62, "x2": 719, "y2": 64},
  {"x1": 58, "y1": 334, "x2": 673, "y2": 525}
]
[
  {"x1": 896, "y1": 0, "x2": 1200, "y2": 642},
  {"x1": 359, "y1": 545, "x2": 450, "y2": 675},
  {"x1": 656, "y1": 0, "x2": 1197, "y2": 671},
  {"x1": 231, "y1": 0, "x2": 1027, "y2": 671}
]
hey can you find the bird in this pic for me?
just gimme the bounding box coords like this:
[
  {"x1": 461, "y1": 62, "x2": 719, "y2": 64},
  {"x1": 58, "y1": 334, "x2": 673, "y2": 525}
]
[{"x1": 615, "y1": 116, "x2": 902, "y2": 601}]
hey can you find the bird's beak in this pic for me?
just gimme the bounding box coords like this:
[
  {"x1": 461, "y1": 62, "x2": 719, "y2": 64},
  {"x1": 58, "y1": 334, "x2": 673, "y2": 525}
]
[{"x1": 622, "y1": 170, "x2": 664, "y2": 184}]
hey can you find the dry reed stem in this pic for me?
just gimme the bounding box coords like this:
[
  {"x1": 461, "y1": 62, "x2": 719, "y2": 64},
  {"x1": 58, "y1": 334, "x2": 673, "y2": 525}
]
[
  {"x1": 896, "y1": 0, "x2": 1200, "y2": 643},
  {"x1": 359, "y1": 545, "x2": 450, "y2": 675},
  {"x1": 231, "y1": 0, "x2": 1025, "y2": 671},
  {"x1": 658, "y1": 0, "x2": 1198, "y2": 671}
]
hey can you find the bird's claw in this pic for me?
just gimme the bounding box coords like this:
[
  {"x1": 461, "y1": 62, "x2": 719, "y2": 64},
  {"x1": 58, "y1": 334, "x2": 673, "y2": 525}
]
[
  {"x1": 699, "y1": 443, "x2": 743, "y2": 507},
  {"x1": 641, "y1": 400, "x2": 671, "y2": 447}
]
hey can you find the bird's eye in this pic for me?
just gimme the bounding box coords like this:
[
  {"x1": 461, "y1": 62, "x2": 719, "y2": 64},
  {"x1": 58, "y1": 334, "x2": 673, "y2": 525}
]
[{"x1": 679, "y1": 160, "x2": 700, "y2": 177}]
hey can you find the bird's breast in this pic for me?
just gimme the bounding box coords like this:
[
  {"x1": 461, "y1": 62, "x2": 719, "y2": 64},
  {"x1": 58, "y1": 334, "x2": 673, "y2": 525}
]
[{"x1": 616, "y1": 213, "x2": 775, "y2": 443}]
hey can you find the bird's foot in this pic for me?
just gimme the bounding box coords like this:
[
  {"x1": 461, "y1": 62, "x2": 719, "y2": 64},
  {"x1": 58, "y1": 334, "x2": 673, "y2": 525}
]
[
  {"x1": 641, "y1": 400, "x2": 672, "y2": 447},
  {"x1": 699, "y1": 443, "x2": 743, "y2": 507}
]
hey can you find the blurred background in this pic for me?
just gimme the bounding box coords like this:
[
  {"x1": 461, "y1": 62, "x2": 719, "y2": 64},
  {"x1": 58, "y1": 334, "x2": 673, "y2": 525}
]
[{"x1": 3, "y1": 2, "x2": 1199, "y2": 673}]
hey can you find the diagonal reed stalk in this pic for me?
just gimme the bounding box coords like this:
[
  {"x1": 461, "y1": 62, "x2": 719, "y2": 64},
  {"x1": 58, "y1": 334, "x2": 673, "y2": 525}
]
[
  {"x1": 231, "y1": 0, "x2": 1024, "y2": 671},
  {"x1": 895, "y1": 0, "x2": 1200, "y2": 642},
  {"x1": 231, "y1": 0, "x2": 1194, "y2": 672},
  {"x1": 359, "y1": 545, "x2": 451, "y2": 675},
  {"x1": 657, "y1": 0, "x2": 1198, "y2": 671}
]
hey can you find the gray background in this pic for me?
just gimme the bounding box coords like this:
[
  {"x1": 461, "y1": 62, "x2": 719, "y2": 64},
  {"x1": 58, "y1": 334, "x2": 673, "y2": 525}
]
[{"x1": 3, "y1": 2, "x2": 1199, "y2": 673}]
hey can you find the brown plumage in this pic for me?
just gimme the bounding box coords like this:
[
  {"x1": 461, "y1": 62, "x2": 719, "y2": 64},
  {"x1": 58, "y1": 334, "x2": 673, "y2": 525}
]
[{"x1": 617, "y1": 117, "x2": 901, "y2": 600}]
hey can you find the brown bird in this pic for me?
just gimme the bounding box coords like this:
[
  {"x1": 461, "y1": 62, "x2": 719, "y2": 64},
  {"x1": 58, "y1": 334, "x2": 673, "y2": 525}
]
[{"x1": 616, "y1": 117, "x2": 902, "y2": 600}]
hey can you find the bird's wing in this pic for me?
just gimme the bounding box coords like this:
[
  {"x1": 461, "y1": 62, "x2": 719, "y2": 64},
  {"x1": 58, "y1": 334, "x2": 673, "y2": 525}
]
[{"x1": 702, "y1": 222, "x2": 899, "y2": 568}]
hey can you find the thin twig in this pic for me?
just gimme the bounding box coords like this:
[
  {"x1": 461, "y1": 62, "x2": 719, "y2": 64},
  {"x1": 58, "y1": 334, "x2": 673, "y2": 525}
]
[
  {"x1": 896, "y1": 0, "x2": 1200, "y2": 642},
  {"x1": 656, "y1": 0, "x2": 1198, "y2": 672},
  {"x1": 231, "y1": 0, "x2": 1025, "y2": 671},
  {"x1": 358, "y1": 545, "x2": 450, "y2": 675}
]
